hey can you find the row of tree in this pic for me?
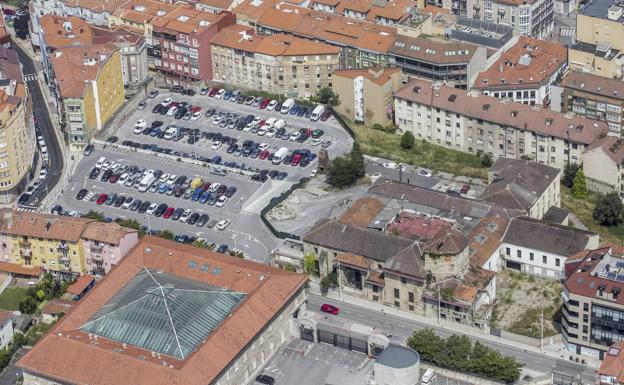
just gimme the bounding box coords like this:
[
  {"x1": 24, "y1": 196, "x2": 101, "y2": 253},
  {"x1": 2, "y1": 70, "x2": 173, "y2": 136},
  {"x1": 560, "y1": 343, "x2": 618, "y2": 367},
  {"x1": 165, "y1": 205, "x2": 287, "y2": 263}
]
[
  {"x1": 326, "y1": 142, "x2": 365, "y2": 189},
  {"x1": 407, "y1": 329, "x2": 522, "y2": 383}
]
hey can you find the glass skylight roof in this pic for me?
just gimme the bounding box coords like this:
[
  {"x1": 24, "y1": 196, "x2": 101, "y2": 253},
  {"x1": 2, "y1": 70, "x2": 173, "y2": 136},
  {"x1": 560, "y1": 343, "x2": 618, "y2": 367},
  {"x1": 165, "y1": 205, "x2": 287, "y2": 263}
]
[{"x1": 80, "y1": 268, "x2": 245, "y2": 360}]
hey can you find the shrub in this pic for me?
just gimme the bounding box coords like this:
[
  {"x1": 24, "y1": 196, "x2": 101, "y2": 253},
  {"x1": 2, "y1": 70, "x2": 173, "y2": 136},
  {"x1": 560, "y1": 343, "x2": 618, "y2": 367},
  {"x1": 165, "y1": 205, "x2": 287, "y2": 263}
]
[
  {"x1": 593, "y1": 192, "x2": 623, "y2": 226},
  {"x1": 400, "y1": 131, "x2": 415, "y2": 149}
]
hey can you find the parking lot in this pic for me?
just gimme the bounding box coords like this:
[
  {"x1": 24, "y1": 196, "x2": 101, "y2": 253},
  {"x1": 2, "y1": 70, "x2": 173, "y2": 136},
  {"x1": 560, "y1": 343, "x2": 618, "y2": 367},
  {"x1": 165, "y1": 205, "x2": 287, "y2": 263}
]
[
  {"x1": 54, "y1": 146, "x2": 277, "y2": 263},
  {"x1": 111, "y1": 89, "x2": 353, "y2": 183}
]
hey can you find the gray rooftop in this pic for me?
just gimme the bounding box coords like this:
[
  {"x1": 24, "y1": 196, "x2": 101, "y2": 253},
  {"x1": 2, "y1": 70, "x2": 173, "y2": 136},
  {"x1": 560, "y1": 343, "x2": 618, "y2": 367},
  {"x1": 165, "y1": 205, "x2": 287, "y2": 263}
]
[
  {"x1": 376, "y1": 343, "x2": 420, "y2": 369},
  {"x1": 80, "y1": 268, "x2": 246, "y2": 360},
  {"x1": 580, "y1": 0, "x2": 624, "y2": 21},
  {"x1": 450, "y1": 17, "x2": 514, "y2": 49}
]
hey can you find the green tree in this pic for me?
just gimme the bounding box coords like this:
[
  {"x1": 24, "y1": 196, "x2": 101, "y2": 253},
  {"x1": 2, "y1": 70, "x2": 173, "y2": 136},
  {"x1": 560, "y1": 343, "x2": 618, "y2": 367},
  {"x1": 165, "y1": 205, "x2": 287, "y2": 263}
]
[
  {"x1": 562, "y1": 162, "x2": 581, "y2": 188},
  {"x1": 0, "y1": 349, "x2": 10, "y2": 371},
  {"x1": 520, "y1": 154, "x2": 534, "y2": 161},
  {"x1": 303, "y1": 254, "x2": 318, "y2": 276},
  {"x1": 83, "y1": 210, "x2": 104, "y2": 221},
  {"x1": 192, "y1": 239, "x2": 215, "y2": 250},
  {"x1": 439, "y1": 335, "x2": 472, "y2": 370},
  {"x1": 320, "y1": 272, "x2": 338, "y2": 295},
  {"x1": 18, "y1": 297, "x2": 38, "y2": 314},
  {"x1": 400, "y1": 131, "x2": 415, "y2": 149},
  {"x1": 481, "y1": 153, "x2": 493, "y2": 167},
  {"x1": 311, "y1": 87, "x2": 339, "y2": 107},
  {"x1": 593, "y1": 192, "x2": 624, "y2": 226},
  {"x1": 35, "y1": 290, "x2": 45, "y2": 301},
  {"x1": 350, "y1": 142, "x2": 365, "y2": 179},
  {"x1": 406, "y1": 329, "x2": 445, "y2": 364},
  {"x1": 572, "y1": 168, "x2": 587, "y2": 198},
  {"x1": 326, "y1": 156, "x2": 357, "y2": 188},
  {"x1": 157, "y1": 230, "x2": 175, "y2": 240},
  {"x1": 13, "y1": 14, "x2": 29, "y2": 40}
]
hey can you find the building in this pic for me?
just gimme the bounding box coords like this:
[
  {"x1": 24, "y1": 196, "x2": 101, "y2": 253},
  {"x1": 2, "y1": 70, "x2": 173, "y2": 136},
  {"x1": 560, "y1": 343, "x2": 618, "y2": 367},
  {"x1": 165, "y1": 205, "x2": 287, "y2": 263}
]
[
  {"x1": 389, "y1": 34, "x2": 487, "y2": 89},
  {"x1": 255, "y1": 4, "x2": 397, "y2": 69},
  {"x1": 0, "y1": 48, "x2": 36, "y2": 203},
  {"x1": 568, "y1": 42, "x2": 624, "y2": 79},
  {"x1": 0, "y1": 311, "x2": 13, "y2": 350},
  {"x1": 38, "y1": 15, "x2": 149, "y2": 88},
  {"x1": 560, "y1": 71, "x2": 624, "y2": 136},
  {"x1": 465, "y1": 0, "x2": 554, "y2": 39},
  {"x1": 65, "y1": 275, "x2": 95, "y2": 300},
  {"x1": 110, "y1": 0, "x2": 236, "y2": 86},
  {"x1": 51, "y1": 45, "x2": 125, "y2": 149},
  {"x1": 210, "y1": 25, "x2": 339, "y2": 98},
  {"x1": 310, "y1": 0, "x2": 417, "y2": 25},
  {"x1": 500, "y1": 216, "x2": 599, "y2": 279},
  {"x1": 332, "y1": 66, "x2": 402, "y2": 126},
  {"x1": 576, "y1": 0, "x2": 624, "y2": 53},
  {"x1": 0, "y1": 210, "x2": 138, "y2": 279},
  {"x1": 393, "y1": 78, "x2": 608, "y2": 169},
  {"x1": 373, "y1": 344, "x2": 421, "y2": 385},
  {"x1": 474, "y1": 37, "x2": 567, "y2": 107},
  {"x1": 561, "y1": 246, "x2": 624, "y2": 360},
  {"x1": 583, "y1": 136, "x2": 624, "y2": 197},
  {"x1": 598, "y1": 342, "x2": 624, "y2": 385},
  {"x1": 480, "y1": 157, "x2": 561, "y2": 219},
  {"x1": 18, "y1": 236, "x2": 308, "y2": 385}
]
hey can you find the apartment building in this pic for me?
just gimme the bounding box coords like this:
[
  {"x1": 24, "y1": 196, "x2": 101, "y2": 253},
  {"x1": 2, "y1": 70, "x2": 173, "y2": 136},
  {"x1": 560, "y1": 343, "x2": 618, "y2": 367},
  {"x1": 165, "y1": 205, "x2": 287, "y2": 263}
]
[
  {"x1": 583, "y1": 136, "x2": 624, "y2": 197},
  {"x1": 211, "y1": 25, "x2": 339, "y2": 98},
  {"x1": 597, "y1": 342, "x2": 624, "y2": 385},
  {"x1": 394, "y1": 78, "x2": 608, "y2": 169},
  {"x1": 562, "y1": 246, "x2": 624, "y2": 360},
  {"x1": 310, "y1": 0, "x2": 417, "y2": 25},
  {"x1": 464, "y1": 0, "x2": 554, "y2": 38},
  {"x1": 474, "y1": 37, "x2": 567, "y2": 107},
  {"x1": 576, "y1": 0, "x2": 624, "y2": 52},
  {"x1": 561, "y1": 71, "x2": 624, "y2": 136},
  {"x1": 389, "y1": 34, "x2": 487, "y2": 89},
  {"x1": 51, "y1": 45, "x2": 125, "y2": 150},
  {"x1": 255, "y1": 4, "x2": 397, "y2": 69},
  {"x1": 0, "y1": 48, "x2": 35, "y2": 203},
  {"x1": 111, "y1": 0, "x2": 236, "y2": 85},
  {"x1": 18, "y1": 237, "x2": 307, "y2": 385},
  {"x1": 332, "y1": 66, "x2": 402, "y2": 126},
  {"x1": 39, "y1": 15, "x2": 149, "y2": 88},
  {"x1": 568, "y1": 42, "x2": 624, "y2": 79},
  {"x1": 0, "y1": 210, "x2": 138, "y2": 279}
]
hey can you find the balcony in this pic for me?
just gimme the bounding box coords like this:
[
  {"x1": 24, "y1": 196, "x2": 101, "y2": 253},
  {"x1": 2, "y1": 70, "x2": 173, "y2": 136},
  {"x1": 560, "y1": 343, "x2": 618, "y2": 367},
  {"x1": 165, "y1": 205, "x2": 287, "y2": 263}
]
[
  {"x1": 18, "y1": 240, "x2": 30, "y2": 248},
  {"x1": 90, "y1": 244, "x2": 104, "y2": 254},
  {"x1": 60, "y1": 264, "x2": 71, "y2": 272},
  {"x1": 19, "y1": 248, "x2": 31, "y2": 257},
  {"x1": 91, "y1": 254, "x2": 103, "y2": 262},
  {"x1": 92, "y1": 267, "x2": 105, "y2": 276}
]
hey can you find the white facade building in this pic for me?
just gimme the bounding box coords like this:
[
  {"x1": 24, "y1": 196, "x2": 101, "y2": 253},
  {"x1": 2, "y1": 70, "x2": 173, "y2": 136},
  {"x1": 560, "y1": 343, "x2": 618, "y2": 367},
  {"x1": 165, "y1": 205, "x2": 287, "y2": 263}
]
[{"x1": 0, "y1": 312, "x2": 14, "y2": 350}]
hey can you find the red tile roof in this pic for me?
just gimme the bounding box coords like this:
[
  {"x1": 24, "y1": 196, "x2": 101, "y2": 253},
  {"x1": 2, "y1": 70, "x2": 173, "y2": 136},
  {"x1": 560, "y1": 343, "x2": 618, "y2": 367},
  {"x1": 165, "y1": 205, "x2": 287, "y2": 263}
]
[
  {"x1": 338, "y1": 196, "x2": 385, "y2": 228},
  {"x1": 586, "y1": 136, "x2": 624, "y2": 165},
  {"x1": 0, "y1": 261, "x2": 42, "y2": 277},
  {"x1": 66, "y1": 276, "x2": 95, "y2": 296},
  {"x1": 18, "y1": 237, "x2": 307, "y2": 385},
  {"x1": 599, "y1": 342, "x2": 624, "y2": 383}
]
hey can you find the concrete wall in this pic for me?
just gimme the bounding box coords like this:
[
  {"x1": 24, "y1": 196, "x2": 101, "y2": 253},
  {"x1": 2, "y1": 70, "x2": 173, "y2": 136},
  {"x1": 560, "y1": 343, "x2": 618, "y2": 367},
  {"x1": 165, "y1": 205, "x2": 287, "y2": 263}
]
[
  {"x1": 0, "y1": 316, "x2": 13, "y2": 350},
  {"x1": 583, "y1": 147, "x2": 621, "y2": 195},
  {"x1": 577, "y1": 14, "x2": 624, "y2": 51},
  {"x1": 419, "y1": 363, "x2": 552, "y2": 385}
]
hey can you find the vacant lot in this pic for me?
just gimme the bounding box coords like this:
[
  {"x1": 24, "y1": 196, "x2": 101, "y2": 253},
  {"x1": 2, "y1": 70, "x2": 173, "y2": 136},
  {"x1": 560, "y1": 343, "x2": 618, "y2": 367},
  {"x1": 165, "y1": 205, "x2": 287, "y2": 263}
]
[
  {"x1": 491, "y1": 270, "x2": 562, "y2": 338},
  {"x1": 0, "y1": 287, "x2": 28, "y2": 311},
  {"x1": 561, "y1": 186, "x2": 624, "y2": 245},
  {"x1": 346, "y1": 118, "x2": 488, "y2": 179}
]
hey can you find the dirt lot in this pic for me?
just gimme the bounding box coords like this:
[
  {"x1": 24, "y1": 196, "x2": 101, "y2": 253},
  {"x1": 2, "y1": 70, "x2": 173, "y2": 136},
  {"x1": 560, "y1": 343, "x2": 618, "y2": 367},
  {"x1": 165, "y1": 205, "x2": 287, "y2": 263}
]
[{"x1": 491, "y1": 270, "x2": 562, "y2": 338}]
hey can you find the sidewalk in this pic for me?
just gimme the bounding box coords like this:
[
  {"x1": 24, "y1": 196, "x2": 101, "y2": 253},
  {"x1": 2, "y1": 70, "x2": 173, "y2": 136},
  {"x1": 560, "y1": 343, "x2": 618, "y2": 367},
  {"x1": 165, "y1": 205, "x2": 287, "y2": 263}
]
[{"x1": 306, "y1": 281, "x2": 601, "y2": 370}]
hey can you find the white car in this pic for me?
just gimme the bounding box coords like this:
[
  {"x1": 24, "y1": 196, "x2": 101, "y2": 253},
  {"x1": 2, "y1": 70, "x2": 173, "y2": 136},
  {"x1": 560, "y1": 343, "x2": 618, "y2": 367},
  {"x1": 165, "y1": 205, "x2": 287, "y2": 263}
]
[
  {"x1": 311, "y1": 138, "x2": 322, "y2": 146},
  {"x1": 252, "y1": 116, "x2": 263, "y2": 127},
  {"x1": 161, "y1": 97, "x2": 172, "y2": 106},
  {"x1": 146, "y1": 203, "x2": 158, "y2": 215},
  {"x1": 122, "y1": 197, "x2": 134, "y2": 209},
  {"x1": 179, "y1": 209, "x2": 192, "y2": 223},
  {"x1": 215, "y1": 196, "x2": 228, "y2": 207},
  {"x1": 96, "y1": 157, "x2": 106, "y2": 168},
  {"x1": 215, "y1": 89, "x2": 225, "y2": 99},
  {"x1": 166, "y1": 106, "x2": 177, "y2": 117},
  {"x1": 117, "y1": 173, "x2": 129, "y2": 185},
  {"x1": 190, "y1": 111, "x2": 202, "y2": 121},
  {"x1": 289, "y1": 132, "x2": 299, "y2": 141},
  {"x1": 310, "y1": 169, "x2": 318, "y2": 177},
  {"x1": 39, "y1": 169, "x2": 47, "y2": 179},
  {"x1": 158, "y1": 173, "x2": 170, "y2": 183},
  {"x1": 418, "y1": 168, "x2": 432, "y2": 177},
  {"x1": 211, "y1": 141, "x2": 222, "y2": 150},
  {"x1": 265, "y1": 129, "x2": 276, "y2": 138},
  {"x1": 267, "y1": 100, "x2": 278, "y2": 111},
  {"x1": 382, "y1": 162, "x2": 399, "y2": 170},
  {"x1": 167, "y1": 174, "x2": 177, "y2": 185},
  {"x1": 216, "y1": 219, "x2": 230, "y2": 230},
  {"x1": 212, "y1": 115, "x2": 223, "y2": 125},
  {"x1": 258, "y1": 143, "x2": 270, "y2": 151},
  {"x1": 257, "y1": 126, "x2": 268, "y2": 136}
]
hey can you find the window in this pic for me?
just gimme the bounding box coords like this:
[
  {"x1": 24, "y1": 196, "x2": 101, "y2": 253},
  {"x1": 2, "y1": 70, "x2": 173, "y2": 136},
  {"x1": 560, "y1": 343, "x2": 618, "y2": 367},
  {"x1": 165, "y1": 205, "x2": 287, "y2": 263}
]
[
  {"x1": 505, "y1": 247, "x2": 510, "y2": 256},
  {"x1": 394, "y1": 288, "x2": 400, "y2": 299},
  {"x1": 530, "y1": 252, "x2": 534, "y2": 261},
  {"x1": 555, "y1": 258, "x2": 560, "y2": 267},
  {"x1": 408, "y1": 292, "x2": 414, "y2": 302},
  {"x1": 584, "y1": 303, "x2": 589, "y2": 311},
  {"x1": 543, "y1": 255, "x2": 547, "y2": 264},
  {"x1": 517, "y1": 250, "x2": 522, "y2": 258},
  {"x1": 400, "y1": 277, "x2": 406, "y2": 284}
]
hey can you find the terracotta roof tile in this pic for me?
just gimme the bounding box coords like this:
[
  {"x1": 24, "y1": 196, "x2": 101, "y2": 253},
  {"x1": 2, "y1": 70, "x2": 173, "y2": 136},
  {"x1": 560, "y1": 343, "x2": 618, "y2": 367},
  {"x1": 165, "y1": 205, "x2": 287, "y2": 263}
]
[
  {"x1": 599, "y1": 342, "x2": 624, "y2": 382},
  {"x1": 81, "y1": 222, "x2": 136, "y2": 245},
  {"x1": 338, "y1": 196, "x2": 385, "y2": 227},
  {"x1": 66, "y1": 275, "x2": 95, "y2": 296},
  {"x1": 0, "y1": 209, "x2": 92, "y2": 242},
  {"x1": 333, "y1": 66, "x2": 401, "y2": 86},
  {"x1": 468, "y1": 215, "x2": 510, "y2": 267},
  {"x1": 562, "y1": 71, "x2": 624, "y2": 101},
  {"x1": 51, "y1": 44, "x2": 117, "y2": 98},
  {"x1": 42, "y1": 299, "x2": 74, "y2": 315},
  {"x1": 335, "y1": 252, "x2": 371, "y2": 270},
  {"x1": 0, "y1": 261, "x2": 42, "y2": 277}
]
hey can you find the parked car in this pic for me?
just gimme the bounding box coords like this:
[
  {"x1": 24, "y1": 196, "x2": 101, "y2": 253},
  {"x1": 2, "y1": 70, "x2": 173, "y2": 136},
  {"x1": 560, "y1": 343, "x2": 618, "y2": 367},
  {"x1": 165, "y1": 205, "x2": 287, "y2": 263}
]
[
  {"x1": 254, "y1": 375, "x2": 275, "y2": 385},
  {"x1": 320, "y1": 303, "x2": 340, "y2": 315},
  {"x1": 75, "y1": 188, "x2": 88, "y2": 200}
]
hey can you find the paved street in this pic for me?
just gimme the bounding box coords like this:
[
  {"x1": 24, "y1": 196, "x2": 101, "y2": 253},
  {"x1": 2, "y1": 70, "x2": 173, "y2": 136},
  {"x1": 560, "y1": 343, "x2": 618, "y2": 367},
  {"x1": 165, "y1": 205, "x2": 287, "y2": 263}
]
[
  {"x1": 306, "y1": 294, "x2": 596, "y2": 384},
  {"x1": 13, "y1": 43, "x2": 64, "y2": 208},
  {"x1": 54, "y1": 146, "x2": 278, "y2": 263}
]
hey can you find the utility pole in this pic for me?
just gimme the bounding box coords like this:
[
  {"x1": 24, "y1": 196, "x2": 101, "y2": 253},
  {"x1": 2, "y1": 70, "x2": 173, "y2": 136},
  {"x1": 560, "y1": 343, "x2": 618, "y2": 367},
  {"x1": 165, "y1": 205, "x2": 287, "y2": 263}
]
[
  {"x1": 540, "y1": 306, "x2": 544, "y2": 352},
  {"x1": 438, "y1": 286, "x2": 441, "y2": 325}
]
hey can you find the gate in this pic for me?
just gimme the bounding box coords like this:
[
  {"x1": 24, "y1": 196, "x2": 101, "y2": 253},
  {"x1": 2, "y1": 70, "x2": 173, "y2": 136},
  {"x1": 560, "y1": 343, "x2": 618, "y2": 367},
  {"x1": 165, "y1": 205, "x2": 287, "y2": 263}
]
[
  {"x1": 300, "y1": 326, "x2": 315, "y2": 342},
  {"x1": 351, "y1": 337, "x2": 368, "y2": 354},
  {"x1": 318, "y1": 329, "x2": 335, "y2": 346}
]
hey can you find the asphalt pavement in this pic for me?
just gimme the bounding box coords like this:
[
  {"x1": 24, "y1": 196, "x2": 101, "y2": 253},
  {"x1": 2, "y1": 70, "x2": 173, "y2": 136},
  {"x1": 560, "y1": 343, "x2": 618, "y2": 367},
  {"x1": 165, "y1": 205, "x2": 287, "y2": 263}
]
[{"x1": 13, "y1": 43, "x2": 64, "y2": 208}]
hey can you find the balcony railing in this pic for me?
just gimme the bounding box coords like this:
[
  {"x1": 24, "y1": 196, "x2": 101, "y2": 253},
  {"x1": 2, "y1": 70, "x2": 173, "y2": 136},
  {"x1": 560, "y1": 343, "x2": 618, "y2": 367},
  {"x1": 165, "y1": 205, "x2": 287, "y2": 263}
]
[
  {"x1": 90, "y1": 244, "x2": 104, "y2": 253},
  {"x1": 92, "y1": 267, "x2": 105, "y2": 276},
  {"x1": 91, "y1": 254, "x2": 103, "y2": 262}
]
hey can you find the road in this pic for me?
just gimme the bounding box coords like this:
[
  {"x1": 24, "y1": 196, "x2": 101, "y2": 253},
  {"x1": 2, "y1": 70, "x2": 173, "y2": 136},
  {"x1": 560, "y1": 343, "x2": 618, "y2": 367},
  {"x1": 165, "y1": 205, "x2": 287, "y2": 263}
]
[
  {"x1": 306, "y1": 294, "x2": 596, "y2": 384},
  {"x1": 13, "y1": 42, "x2": 64, "y2": 208}
]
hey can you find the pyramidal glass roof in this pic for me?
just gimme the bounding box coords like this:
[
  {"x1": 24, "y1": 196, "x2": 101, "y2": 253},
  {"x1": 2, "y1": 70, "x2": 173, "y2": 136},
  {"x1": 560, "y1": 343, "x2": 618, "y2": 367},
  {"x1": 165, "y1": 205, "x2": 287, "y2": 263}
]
[{"x1": 80, "y1": 268, "x2": 246, "y2": 360}]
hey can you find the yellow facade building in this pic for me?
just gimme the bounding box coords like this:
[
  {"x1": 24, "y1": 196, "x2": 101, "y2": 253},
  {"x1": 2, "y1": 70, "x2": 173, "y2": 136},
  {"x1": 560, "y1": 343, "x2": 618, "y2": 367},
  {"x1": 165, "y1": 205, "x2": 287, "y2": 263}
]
[{"x1": 51, "y1": 45, "x2": 125, "y2": 150}]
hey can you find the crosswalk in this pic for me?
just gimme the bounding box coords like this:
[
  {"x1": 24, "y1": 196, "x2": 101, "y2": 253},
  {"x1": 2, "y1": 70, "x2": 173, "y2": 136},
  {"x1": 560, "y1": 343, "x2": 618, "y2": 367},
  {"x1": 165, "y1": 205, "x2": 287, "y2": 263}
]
[
  {"x1": 23, "y1": 74, "x2": 38, "y2": 82},
  {"x1": 17, "y1": 206, "x2": 38, "y2": 213},
  {"x1": 560, "y1": 27, "x2": 576, "y2": 37}
]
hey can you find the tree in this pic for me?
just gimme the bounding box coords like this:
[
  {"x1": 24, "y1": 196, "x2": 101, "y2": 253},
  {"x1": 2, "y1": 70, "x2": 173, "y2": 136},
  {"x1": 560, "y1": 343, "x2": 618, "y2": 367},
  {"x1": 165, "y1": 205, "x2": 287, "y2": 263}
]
[
  {"x1": 19, "y1": 297, "x2": 38, "y2": 314},
  {"x1": 572, "y1": 168, "x2": 587, "y2": 198},
  {"x1": 311, "y1": 87, "x2": 339, "y2": 107},
  {"x1": 562, "y1": 163, "x2": 581, "y2": 188},
  {"x1": 13, "y1": 14, "x2": 30, "y2": 40},
  {"x1": 326, "y1": 156, "x2": 357, "y2": 188},
  {"x1": 406, "y1": 329, "x2": 445, "y2": 363},
  {"x1": 350, "y1": 142, "x2": 365, "y2": 178},
  {"x1": 400, "y1": 131, "x2": 415, "y2": 149},
  {"x1": 193, "y1": 239, "x2": 215, "y2": 250},
  {"x1": 303, "y1": 254, "x2": 318, "y2": 276},
  {"x1": 593, "y1": 192, "x2": 624, "y2": 226},
  {"x1": 157, "y1": 230, "x2": 175, "y2": 240},
  {"x1": 439, "y1": 335, "x2": 472, "y2": 370},
  {"x1": 83, "y1": 210, "x2": 104, "y2": 221},
  {"x1": 520, "y1": 154, "x2": 533, "y2": 161},
  {"x1": 35, "y1": 290, "x2": 45, "y2": 301},
  {"x1": 481, "y1": 153, "x2": 493, "y2": 167},
  {"x1": 319, "y1": 272, "x2": 337, "y2": 295}
]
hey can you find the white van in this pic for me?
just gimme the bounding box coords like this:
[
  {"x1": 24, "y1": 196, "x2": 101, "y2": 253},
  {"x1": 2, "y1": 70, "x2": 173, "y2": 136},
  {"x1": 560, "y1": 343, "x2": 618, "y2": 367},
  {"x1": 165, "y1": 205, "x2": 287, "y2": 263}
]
[
  {"x1": 137, "y1": 173, "x2": 156, "y2": 192},
  {"x1": 96, "y1": 157, "x2": 106, "y2": 168},
  {"x1": 310, "y1": 105, "x2": 325, "y2": 121},
  {"x1": 274, "y1": 119, "x2": 286, "y2": 130},
  {"x1": 272, "y1": 147, "x2": 289, "y2": 164},
  {"x1": 264, "y1": 117, "x2": 277, "y2": 128},
  {"x1": 421, "y1": 369, "x2": 435, "y2": 385},
  {"x1": 280, "y1": 98, "x2": 295, "y2": 114}
]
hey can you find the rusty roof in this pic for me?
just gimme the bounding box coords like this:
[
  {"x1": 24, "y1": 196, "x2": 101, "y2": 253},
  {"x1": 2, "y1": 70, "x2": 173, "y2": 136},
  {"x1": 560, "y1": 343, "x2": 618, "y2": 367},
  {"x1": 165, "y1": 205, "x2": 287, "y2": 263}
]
[
  {"x1": 338, "y1": 196, "x2": 385, "y2": 228},
  {"x1": 18, "y1": 237, "x2": 307, "y2": 385},
  {"x1": 335, "y1": 252, "x2": 371, "y2": 270},
  {"x1": 467, "y1": 215, "x2": 510, "y2": 268},
  {"x1": 395, "y1": 78, "x2": 608, "y2": 144}
]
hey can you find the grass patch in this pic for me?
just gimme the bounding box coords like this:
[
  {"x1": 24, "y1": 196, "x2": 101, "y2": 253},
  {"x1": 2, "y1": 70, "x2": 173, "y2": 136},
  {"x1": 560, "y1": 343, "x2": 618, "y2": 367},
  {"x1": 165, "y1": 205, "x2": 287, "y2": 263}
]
[
  {"x1": 0, "y1": 287, "x2": 28, "y2": 311},
  {"x1": 508, "y1": 307, "x2": 559, "y2": 339},
  {"x1": 347, "y1": 118, "x2": 488, "y2": 179},
  {"x1": 561, "y1": 186, "x2": 624, "y2": 245}
]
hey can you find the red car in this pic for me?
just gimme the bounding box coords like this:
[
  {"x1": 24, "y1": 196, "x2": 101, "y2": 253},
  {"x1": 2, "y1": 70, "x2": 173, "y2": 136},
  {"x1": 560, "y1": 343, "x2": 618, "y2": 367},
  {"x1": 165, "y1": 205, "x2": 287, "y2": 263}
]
[
  {"x1": 291, "y1": 153, "x2": 302, "y2": 166},
  {"x1": 320, "y1": 110, "x2": 332, "y2": 121},
  {"x1": 320, "y1": 304, "x2": 340, "y2": 315},
  {"x1": 208, "y1": 87, "x2": 219, "y2": 97},
  {"x1": 460, "y1": 184, "x2": 470, "y2": 194},
  {"x1": 109, "y1": 174, "x2": 119, "y2": 183},
  {"x1": 162, "y1": 207, "x2": 175, "y2": 219},
  {"x1": 259, "y1": 150, "x2": 270, "y2": 160},
  {"x1": 258, "y1": 98, "x2": 270, "y2": 109},
  {"x1": 96, "y1": 193, "x2": 108, "y2": 205},
  {"x1": 190, "y1": 105, "x2": 202, "y2": 113}
]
